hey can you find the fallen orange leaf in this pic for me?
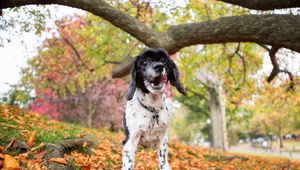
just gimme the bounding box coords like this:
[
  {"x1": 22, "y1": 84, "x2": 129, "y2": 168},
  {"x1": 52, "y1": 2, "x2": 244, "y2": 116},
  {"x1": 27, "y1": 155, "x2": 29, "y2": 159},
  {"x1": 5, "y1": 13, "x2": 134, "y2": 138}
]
[
  {"x1": 27, "y1": 131, "x2": 37, "y2": 148},
  {"x1": 14, "y1": 118, "x2": 25, "y2": 125},
  {"x1": 48, "y1": 157, "x2": 68, "y2": 165},
  {"x1": 82, "y1": 164, "x2": 91, "y2": 170},
  {"x1": 34, "y1": 150, "x2": 47, "y2": 160},
  {"x1": 2, "y1": 154, "x2": 20, "y2": 169},
  {"x1": 18, "y1": 153, "x2": 28, "y2": 164},
  {"x1": 0, "y1": 146, "x2": 5, "y2": 152}
]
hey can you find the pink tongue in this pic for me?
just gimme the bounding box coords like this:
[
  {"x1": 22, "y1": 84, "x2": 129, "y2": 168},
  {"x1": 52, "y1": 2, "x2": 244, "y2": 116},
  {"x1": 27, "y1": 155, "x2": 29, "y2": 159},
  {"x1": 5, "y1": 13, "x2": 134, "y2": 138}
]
[
  {"x1": 153, "y1": 75, "x2": 168, "y2": 84},
  {"x1": 159, "y1": 75, "x2": 168, "y2": 82}
]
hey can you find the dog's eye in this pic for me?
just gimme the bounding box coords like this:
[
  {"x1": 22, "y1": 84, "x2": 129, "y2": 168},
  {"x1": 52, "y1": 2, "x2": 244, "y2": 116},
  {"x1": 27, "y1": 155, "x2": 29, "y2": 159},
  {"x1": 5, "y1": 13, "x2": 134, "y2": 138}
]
[
  {"x1": 162, "y1": 60, "x2": 167, "y2": 65},
  {"x1": 142, "y1": 61, "x2": 148, "y2": 66}
]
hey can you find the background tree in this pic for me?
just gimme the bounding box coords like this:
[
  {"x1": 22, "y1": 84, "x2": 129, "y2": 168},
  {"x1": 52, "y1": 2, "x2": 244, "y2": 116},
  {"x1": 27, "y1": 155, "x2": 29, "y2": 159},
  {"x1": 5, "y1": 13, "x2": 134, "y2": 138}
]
[
  {"x1": 173, "y1": 42, "x2": 262, "y2": 150},
  {"x1": 195, "y1": 68, "x2": 228, "y2": 151},
  {"x1": 22, "y1": 14, "x2": 134, "y2": 129},
  {"x1": 249, "y1": 83, "x2": 300, "y2": 148}
]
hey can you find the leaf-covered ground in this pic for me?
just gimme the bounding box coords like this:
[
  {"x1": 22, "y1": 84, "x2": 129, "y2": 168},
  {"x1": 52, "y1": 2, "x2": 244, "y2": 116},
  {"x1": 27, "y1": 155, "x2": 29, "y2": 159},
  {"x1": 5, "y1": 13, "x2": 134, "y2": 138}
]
[{"x1": 1, "y1": 104, "x2": 300, "y2": 170}]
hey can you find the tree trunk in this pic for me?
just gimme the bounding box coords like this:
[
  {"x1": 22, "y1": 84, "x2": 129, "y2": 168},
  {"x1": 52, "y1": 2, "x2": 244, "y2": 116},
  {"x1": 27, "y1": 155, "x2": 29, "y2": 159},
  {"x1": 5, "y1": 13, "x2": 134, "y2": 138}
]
[
  {"x1": 208, "y1": 85, "x2": 228, "y2": 151},
  {"x1": 86, "y1": 99, "x2": 96, "y2": 128},
  {"x1": 279, "y1": 125, "x2": 284, "y2": 148},
  {"x1": 87, "y1": 112, "x2": 92, "y2": 128}
]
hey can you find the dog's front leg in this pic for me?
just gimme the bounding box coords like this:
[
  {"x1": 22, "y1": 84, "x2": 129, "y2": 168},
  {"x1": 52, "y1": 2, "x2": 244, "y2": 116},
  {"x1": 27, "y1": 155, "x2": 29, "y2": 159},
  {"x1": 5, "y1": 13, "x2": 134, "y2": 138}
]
[
  {"x1": 122, "y1": 135, "x2": 140, "y2": 170},
  {"x1": 158, "y1": 134, "x2": 171, "y2": 170}
]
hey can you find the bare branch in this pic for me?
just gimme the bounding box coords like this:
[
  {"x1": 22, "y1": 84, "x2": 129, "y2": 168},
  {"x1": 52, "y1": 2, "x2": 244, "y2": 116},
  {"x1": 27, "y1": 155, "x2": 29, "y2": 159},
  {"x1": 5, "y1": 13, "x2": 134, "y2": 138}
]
[
  {"x1": 63, "y1": 38, "x2": 81, "y2": 61},
  {"x1": 266, "y1": 46, "x2": 280, "y2": 82},
  {"x1": 279, "y1": 69, "x2": 295, "y2": 90},
  {"x1": 224, "y1": 43, "x2": 247, "y2": 84},
  {"x1": 225, "y1": 43, "x2": 240, "y2": 82},
  {"x1": 258, "y1": 44, "x2": 271, "y2": 52},
  {"x1": 218, "y1": 0, "x2": 300, "y2": 11},
  {"x1": 266, "y1": 47, "x2": 295, "y2": 89},
  {"x1": 236, "y1": 51, "x2": 247, "y2": 84},
  {"x1": 186, "y1": 88, "x2": 208, "y2": 101},
  {"x1": 104, "y1": 60, "x2": 121, "y2": 64},
  {"x1": 62, "y1": 38, "x2": 95, "y2": 73}
]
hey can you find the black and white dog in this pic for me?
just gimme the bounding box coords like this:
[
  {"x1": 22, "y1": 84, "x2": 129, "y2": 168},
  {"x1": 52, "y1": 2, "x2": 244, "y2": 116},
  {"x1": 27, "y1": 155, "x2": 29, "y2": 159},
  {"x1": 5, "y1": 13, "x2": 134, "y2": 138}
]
[{"x1": 122, "y1": 48, "x2": 186, "y2": 170}]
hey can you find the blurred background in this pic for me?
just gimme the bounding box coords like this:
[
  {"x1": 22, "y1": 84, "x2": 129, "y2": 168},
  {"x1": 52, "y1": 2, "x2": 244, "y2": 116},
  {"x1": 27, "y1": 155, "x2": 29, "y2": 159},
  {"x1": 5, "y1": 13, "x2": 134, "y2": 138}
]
[{"x1": 1, "y1": 0, "x2": 300, "y2": 160}]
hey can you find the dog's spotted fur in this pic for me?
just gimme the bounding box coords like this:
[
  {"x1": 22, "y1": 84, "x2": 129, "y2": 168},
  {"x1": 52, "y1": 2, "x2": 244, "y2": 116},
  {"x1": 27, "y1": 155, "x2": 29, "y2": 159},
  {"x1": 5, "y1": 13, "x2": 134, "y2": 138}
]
[{"x1": 122, "y1": 48, "x2": 186, "y2": 170}]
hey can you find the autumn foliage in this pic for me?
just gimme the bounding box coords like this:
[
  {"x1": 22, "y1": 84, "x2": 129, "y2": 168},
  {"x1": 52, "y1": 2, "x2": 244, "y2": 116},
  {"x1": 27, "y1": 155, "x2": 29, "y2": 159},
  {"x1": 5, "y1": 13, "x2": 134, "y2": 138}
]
[
  {"x1": 29, "y1": 78, "x2": 128, "y2": 129},
  {"x1": 1, "y1": 104, "x2": 300, "y2": 170},
  {"x1": 23, "y1": 15, "x2": 130, "y2": 129}
]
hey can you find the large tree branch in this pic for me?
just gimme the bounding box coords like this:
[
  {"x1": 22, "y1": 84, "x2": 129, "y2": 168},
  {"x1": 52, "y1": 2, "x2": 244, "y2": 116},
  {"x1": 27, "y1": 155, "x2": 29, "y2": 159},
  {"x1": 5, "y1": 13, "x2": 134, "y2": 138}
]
[
  {"x1": 1, "y1": 1, "x2": 300, "y2": 79},
  {"x1": 111, "y1": 56, "x2": 135, "y2": 78},
  {"x1": 218, "y1": 0, "x2": 300, "y2": 10},
  {"x1": 113, "y1": 14, "x2": 300, "y2": 77},
  {"x1": 167, "y1": 15, "x2": 300, "y2": 54},
  {"x1": 0, "y1": 0, "x2": 168, "y2": 48}
]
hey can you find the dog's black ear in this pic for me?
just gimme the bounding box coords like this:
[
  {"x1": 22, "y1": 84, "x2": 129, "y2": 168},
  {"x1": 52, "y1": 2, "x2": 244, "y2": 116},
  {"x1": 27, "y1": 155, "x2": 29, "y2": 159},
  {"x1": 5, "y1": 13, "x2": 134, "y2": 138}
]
[
  {"x1": 169, "y1": 59, "x2": 187, "y2": 96},
  {"x1": 126, "y1": 56, "x2": 139, "y2": 100}
]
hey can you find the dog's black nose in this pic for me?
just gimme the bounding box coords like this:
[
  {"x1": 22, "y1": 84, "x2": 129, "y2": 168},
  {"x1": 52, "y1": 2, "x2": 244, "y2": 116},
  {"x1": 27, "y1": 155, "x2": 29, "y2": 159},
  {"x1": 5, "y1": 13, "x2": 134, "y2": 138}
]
[{"x1": 153, "y1": 63, "x2": 164, "y2": 72}]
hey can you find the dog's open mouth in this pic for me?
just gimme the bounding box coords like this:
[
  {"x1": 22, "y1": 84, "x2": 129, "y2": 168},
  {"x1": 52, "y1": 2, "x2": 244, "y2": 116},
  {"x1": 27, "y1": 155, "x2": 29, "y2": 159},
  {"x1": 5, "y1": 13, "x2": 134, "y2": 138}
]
[{"x1": 150, "y1": 74, "x2": 168, "y2": 88}]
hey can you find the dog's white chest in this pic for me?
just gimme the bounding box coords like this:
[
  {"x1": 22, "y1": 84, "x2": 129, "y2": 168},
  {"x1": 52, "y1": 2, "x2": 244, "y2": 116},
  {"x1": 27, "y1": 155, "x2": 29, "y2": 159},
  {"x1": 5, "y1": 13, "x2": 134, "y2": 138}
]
[{"x1": 125, "y1": 98, "x2": 169, "y2": 148}]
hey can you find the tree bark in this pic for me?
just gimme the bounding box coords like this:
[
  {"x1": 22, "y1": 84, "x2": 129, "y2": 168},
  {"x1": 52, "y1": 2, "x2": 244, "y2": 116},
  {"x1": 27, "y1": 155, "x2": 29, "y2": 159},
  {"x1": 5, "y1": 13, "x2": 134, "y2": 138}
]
[
  {"x1": 218, "y1": 0, "x2": 300, "y2": 10},
  {"x1": 208, "y1": 85, "x2": 228, "y2": 151},
  {"x1": 278, "y1": 125, "x2": 284, "y2": 148},
  {"x1": 196, "y1": 69, "x2": 228, "y2": 151},
  {"x1": 86, "y1": 96, "x2": 97, "y2": 128},
  {"x1": 113, "y1": 14, "x2": 300, "y2": 77}
]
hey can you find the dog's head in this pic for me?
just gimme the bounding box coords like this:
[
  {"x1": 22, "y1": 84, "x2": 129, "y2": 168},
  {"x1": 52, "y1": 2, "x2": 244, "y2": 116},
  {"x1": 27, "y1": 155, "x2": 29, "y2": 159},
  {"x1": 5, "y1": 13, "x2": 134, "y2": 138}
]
[{"x1": 126, "y1": 48, "x2": 186, "y2": 100}]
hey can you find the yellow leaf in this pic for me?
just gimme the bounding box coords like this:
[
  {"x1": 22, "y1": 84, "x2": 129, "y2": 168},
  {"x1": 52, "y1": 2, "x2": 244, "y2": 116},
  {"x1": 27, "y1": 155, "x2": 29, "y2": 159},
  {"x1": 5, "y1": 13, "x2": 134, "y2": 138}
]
[
  {"x1": 48, "y1": 157, "x2": 68, "y2": 165},
  {"x1": 82, "y1": 142, "x2": 88, "y2": 148},
  {"x1": 27, "y1": 131, "x2": 37, "y2": 148},
  {"x1": 30, "y1": 142, "x2": 45, "y2": 152},
  {"x1": 2, "y1": 154, "x2": 20, "y2": 169}
]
